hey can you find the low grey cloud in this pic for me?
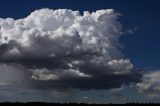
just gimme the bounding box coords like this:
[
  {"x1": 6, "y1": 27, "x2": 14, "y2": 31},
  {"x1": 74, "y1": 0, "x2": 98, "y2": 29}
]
[
  {"x1": 137, "y1": 71, "x2": 160, "y2": 98},
  {"x1": 0, "y1": 9, "x2": 142, "y2": 90}
]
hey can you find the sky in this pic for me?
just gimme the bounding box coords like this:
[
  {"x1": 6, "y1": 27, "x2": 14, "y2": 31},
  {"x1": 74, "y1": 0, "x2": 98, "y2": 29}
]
[{"x1": 0, "y1": 0, "x2": 160, "y2": 103}]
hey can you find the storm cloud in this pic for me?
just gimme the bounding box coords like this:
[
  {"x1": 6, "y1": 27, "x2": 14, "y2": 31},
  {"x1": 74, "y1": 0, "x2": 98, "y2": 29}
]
[{"x1": 0, "y1": 9, "x2": 142, "y2": 90}]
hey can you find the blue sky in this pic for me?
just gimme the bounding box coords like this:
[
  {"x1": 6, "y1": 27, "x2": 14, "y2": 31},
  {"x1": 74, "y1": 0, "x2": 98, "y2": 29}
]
[{"x1": 0, "y1": 0, "x2": 160, "y2": 103}]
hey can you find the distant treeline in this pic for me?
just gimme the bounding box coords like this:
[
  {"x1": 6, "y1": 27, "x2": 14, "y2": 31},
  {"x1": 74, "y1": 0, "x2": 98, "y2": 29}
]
[{"x1": 0, "y1": 102, "x2": 159, "y2": 106}]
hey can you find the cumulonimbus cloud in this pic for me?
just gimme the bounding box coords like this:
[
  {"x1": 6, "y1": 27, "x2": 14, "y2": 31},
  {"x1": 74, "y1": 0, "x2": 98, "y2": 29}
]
[{"x1": 0, "y1": 8, "x2": 142, "y2": 90}]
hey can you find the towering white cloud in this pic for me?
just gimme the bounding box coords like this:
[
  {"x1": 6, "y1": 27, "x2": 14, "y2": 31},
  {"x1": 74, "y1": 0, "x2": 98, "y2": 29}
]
[{"x1": 0, "y1": 9, "x2": 141, "y2": 90}]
